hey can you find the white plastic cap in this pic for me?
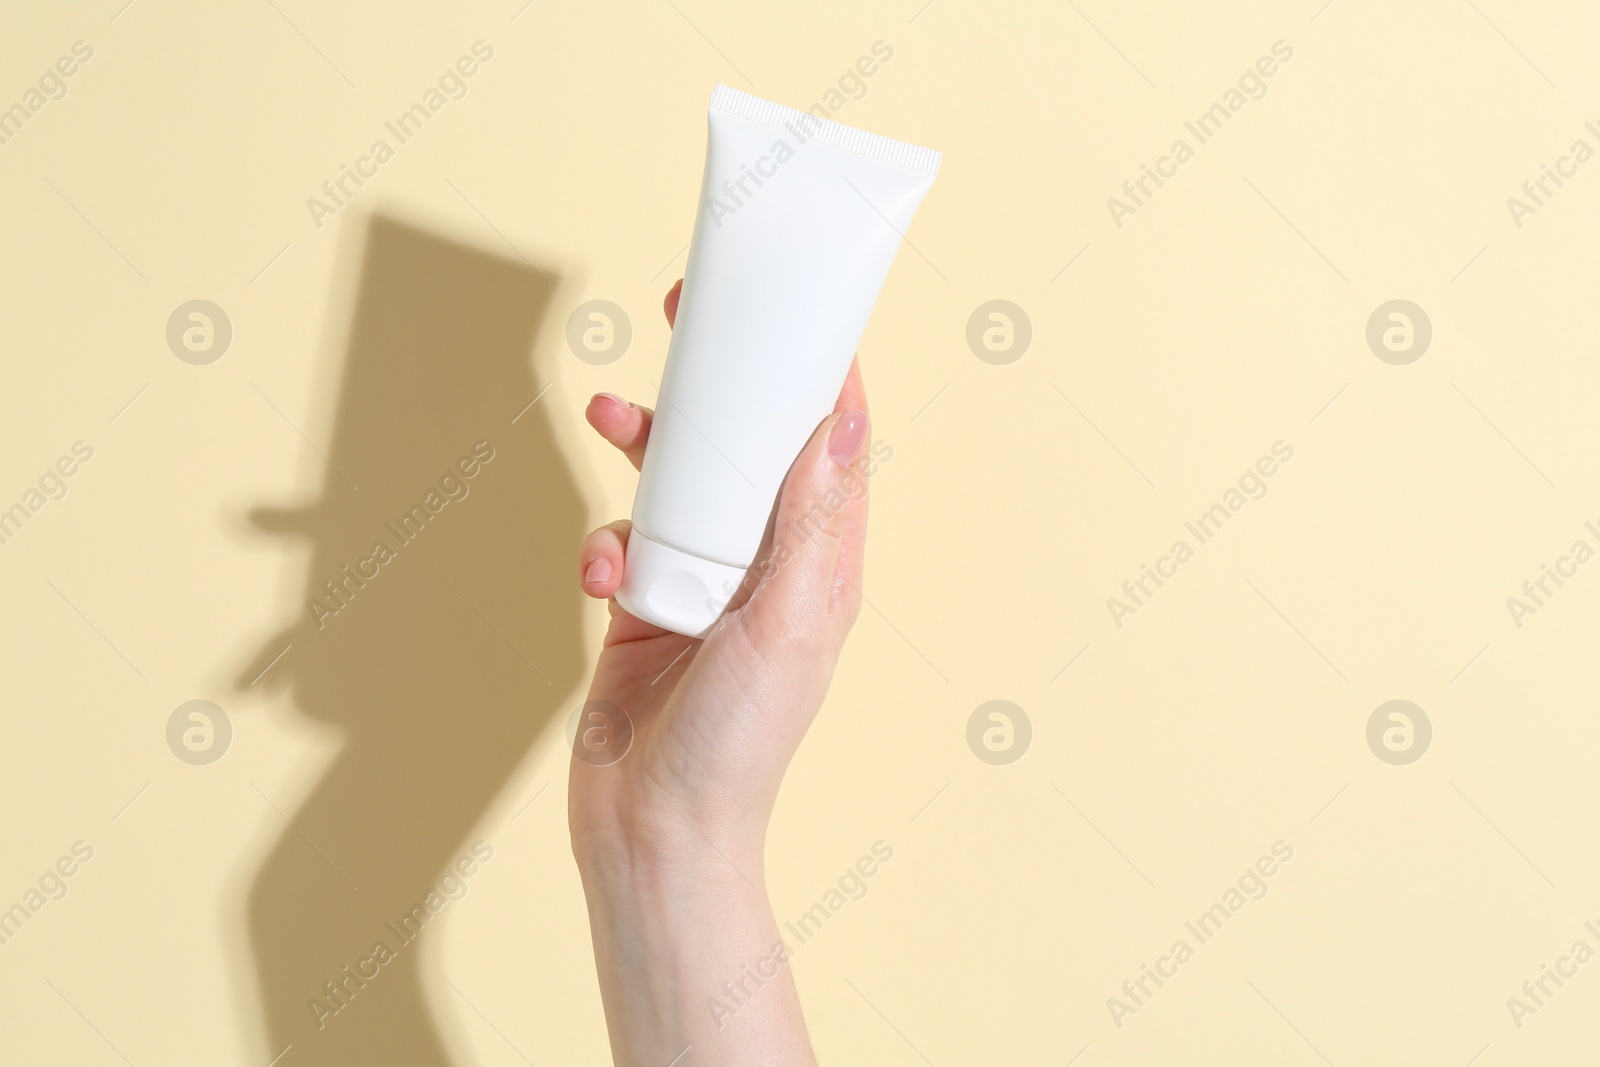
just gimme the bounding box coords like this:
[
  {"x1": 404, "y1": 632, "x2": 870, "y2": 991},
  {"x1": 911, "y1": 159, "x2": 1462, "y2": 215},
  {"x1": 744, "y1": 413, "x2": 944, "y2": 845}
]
[{"x1": 616, "y1": 529, "x2": 748, "y2": 638}]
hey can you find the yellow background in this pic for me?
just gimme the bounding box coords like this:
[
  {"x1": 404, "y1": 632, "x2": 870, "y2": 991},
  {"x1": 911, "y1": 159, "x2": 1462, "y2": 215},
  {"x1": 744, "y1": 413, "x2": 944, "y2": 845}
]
[{"x1": 3, "y1": 0, "x2": 1597, "y2": 1063}]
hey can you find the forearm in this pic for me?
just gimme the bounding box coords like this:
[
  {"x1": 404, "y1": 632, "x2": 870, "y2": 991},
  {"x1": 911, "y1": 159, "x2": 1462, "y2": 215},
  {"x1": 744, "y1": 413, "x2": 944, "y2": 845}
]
[{"x1": 575, "y1": 829, "x2": 816, "y2": 1067}]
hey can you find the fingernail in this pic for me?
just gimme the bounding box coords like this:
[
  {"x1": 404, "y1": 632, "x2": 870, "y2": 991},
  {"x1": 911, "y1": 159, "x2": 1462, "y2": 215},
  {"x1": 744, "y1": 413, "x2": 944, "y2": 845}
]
[
  {"x1": 585, "y1": 558, "x2": 612, "y2": 584},
  {"x1": 595, "y1": 392, "x2": 629, "y2": 409},
  {"x1": 829, "y1": 410, "x2": 869, "y2": 467}
]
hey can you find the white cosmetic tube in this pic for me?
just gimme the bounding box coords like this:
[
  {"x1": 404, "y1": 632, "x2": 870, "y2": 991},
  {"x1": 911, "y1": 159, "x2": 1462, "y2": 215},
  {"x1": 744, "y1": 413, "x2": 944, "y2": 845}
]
[{"x1": 616, "y1": 85, "x2": 940, "y2": 637}]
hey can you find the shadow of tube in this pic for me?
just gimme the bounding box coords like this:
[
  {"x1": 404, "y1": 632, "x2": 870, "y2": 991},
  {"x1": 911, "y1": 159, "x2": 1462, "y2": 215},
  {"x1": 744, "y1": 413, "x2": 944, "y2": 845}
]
[{"x1": 234, "y1": 214, "x2": 583, "y2": 1065}]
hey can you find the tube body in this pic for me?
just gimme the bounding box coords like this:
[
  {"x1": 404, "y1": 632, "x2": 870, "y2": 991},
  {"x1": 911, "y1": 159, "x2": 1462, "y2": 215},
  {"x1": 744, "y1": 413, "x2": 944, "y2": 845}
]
[{"x1": 616, "y1": 85, "x2": 939, "y2": 636}]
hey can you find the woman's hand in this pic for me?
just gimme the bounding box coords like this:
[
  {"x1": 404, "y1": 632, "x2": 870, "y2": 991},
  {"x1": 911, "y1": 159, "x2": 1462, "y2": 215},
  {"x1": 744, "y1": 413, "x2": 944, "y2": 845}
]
[{"x1": 568, "y1": 279, "x2": 871, "y2": 1066}]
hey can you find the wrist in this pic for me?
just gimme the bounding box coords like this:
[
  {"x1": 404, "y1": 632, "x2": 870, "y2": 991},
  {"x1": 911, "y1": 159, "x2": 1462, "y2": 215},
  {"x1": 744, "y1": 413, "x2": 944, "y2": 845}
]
[
  {"x1": 569, "y1": 772, "x2": 770, "y2": 883},
  {"x1": 571, "y1": 803, "x2": 766, "y2": 891}
]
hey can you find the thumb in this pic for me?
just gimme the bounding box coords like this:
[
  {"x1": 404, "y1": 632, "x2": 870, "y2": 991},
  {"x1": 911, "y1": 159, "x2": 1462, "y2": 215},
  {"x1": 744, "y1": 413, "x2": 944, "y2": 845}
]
[{"x1": 734, "y1": 408, "x2": 870, "y2": 649}]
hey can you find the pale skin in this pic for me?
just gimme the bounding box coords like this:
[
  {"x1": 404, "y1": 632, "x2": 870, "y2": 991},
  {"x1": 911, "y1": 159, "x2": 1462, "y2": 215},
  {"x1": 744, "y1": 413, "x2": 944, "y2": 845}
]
[{"x1": 569, "y1": 279, "x2": 870, "y2": 1066}]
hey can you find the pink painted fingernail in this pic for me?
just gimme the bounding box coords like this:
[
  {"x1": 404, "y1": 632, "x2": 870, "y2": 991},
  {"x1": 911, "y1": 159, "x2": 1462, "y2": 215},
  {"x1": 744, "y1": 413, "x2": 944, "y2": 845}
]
[
  {"x1": 585, "y1": 558, "x2": 612, "y2": 584},
  {"x1": 829, "y1": 410, "x2": 868, "y2": 467}
]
